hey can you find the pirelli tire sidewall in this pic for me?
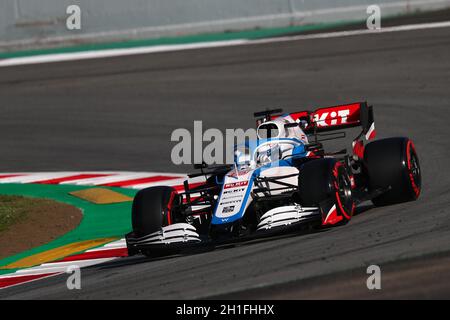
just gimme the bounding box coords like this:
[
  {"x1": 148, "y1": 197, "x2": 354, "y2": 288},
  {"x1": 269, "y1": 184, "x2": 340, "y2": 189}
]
[{"x1": 364, "y1": 137, "x2": 421, "y2": 206}]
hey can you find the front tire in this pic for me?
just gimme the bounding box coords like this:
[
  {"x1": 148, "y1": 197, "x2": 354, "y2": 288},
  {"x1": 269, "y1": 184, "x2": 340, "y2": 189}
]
[
  {"x1": 297, "y1": 158, "x2": 355, "y2": 225},
  {"x1": 131, "y1": 186, "x2": 177, "y2": 237},
  {"x1": 364, "y1": 137, "x2": 421, "y2": 206}
]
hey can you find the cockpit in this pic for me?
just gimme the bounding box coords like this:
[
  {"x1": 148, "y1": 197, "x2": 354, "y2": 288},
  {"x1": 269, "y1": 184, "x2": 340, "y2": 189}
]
[{"x1": 234, "y1": 116, "x2": 308, "y2": 169}]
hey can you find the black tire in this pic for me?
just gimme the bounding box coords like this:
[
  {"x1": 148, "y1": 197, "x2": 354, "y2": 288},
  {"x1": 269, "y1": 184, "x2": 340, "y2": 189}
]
[
  {"x1": 297, "y1": 158, "x2": 354, "y2": 221},
  {"x1": 364, "y1": 137, "x2": 421, "y2": 206},
  {"x1": 131, "y1": 186, "x2": 177, "y2": 237}
]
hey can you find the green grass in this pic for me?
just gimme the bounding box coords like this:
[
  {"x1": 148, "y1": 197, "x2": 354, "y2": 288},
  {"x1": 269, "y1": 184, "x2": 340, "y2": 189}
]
[{"x1": 0, "y1": 195, "x2": 35, "y2": 233}]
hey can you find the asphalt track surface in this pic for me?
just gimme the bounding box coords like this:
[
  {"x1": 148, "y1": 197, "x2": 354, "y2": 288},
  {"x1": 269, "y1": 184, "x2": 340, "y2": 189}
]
[{"x1": 1, "y1": 19, "x2": 450, "y2": 299}]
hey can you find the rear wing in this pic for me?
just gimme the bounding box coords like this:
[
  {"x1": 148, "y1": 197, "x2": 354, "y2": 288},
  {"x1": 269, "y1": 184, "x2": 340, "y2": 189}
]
[{"x1": 270, "y1": 102, "x2": 376, "y2": 141}]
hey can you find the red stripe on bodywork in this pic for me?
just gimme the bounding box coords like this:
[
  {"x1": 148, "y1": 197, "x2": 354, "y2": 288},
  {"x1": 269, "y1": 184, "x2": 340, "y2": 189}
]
[
  {"x1": 367, "y1": 129, "x2": 377, "y2": 140},
  {"x1": 322, "y1": 206, "x2": 343, "y2": 226},
  {"x1": 55, "y1": 248, "x2": 128, "y2": 262},
  {"x1": 352, "y1": 140, "x2": 364, "y2": 159},
  {"x1": 101, "y1": 175, "x2": 180, "y2": 187},
  {"x1": 0, "y1": 273, "x2": 59, "y2": 289},
  {"x1": 34, "y1": 174, "x2": 111, "y2": 184}
]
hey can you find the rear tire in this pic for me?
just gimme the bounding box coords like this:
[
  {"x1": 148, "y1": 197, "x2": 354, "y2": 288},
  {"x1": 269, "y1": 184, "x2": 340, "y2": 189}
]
[
  {"x1": 364, "y1": 137, "x2": 421, "y2": 206},
  {"x1": 131, "y1": 186, "x2": 177, "y2": 237}
]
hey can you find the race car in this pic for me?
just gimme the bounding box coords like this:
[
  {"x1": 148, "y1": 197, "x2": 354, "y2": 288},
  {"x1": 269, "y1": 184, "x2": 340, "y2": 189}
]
[{"x1": 125, "y1": 102, "x2": 421, "y2": 257}]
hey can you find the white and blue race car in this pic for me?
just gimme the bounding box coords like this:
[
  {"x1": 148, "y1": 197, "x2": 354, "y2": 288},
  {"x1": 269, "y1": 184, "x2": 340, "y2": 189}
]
[{"x1": 126, "y1": 102, "x2": 421, "y2": 257}]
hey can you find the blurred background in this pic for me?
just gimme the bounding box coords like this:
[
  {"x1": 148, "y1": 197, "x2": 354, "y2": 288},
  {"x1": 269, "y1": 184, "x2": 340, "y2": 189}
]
[{"x1": 1, "y1": 0, "x2": 450, "y2": 51}]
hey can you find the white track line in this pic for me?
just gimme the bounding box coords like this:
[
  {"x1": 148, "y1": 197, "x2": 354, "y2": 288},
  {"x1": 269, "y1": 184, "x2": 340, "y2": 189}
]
[
  {"x1": 102, "y1": 239, "x2": 127, "y2": 248},
  {"x1": 1, "y1": 20, "x2": 450, "y2": 67},
  {"x1": 78, "y1": 173, "x2": 184, "y2": 186},
  {"x1": 129, "y1": 175, "x2": 206, "y2": 190},
  {"x1": 58, "y1": 173, "x2": 130, "y2": 186},
  {"x1": 60, "y1": 173, "x2": 186, "y2": 187},
  {"x1": 85, "y1": 246, "x2": 123, "y2": 252},
  {"x1": 0, "y1": 273, "x2": 64, "y2": 290},
  {"x1": 0, "y1": 172, "x2": 75, "y2": 184},
  {"x1": 0, "y1": 272, "x2": 60, "y2": 280},
  {"x1": 130, "y1": 177, "x2": 189, "y2": 190},
  {"x1": 14, "y1": 258, "x2": 117, "y2": 275},
  {"x1": 0, "y1": 171, "x2": 187, "y2": 187},
  {"x1": 0, "y1": 40, "x2": 247, "y2": 67},
  {"x1": 0, "y1": 238, "x2": 128, "y2": 289},
  {"x1": 251, "y1": 20, "x2": 450, "y2": 45}
]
